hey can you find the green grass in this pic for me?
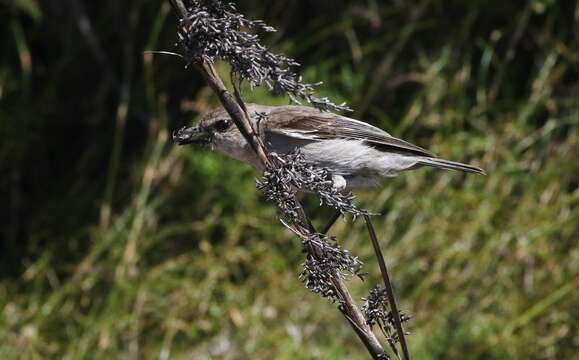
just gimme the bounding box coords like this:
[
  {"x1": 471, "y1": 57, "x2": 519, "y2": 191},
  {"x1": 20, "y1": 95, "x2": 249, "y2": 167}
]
[{"x1": 1, "y1": 1, "x2": 578, "y2": 359}]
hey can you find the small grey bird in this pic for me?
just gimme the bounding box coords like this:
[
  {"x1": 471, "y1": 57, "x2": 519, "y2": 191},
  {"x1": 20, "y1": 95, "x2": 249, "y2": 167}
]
[{"x1": 174, "y1": 104, "x2": 485, "y2": 190}]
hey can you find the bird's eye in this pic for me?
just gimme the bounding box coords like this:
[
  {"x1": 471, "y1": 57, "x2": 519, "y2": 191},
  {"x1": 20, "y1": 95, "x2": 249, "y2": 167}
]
[{"x1": 214, "y1": 119, "x2": 231, "y2": 132}]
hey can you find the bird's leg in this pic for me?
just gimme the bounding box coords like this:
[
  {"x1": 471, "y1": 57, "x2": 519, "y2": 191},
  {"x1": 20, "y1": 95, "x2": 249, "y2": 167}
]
[
  {"x1": 331, "y1": 175, "x2": 347, "y2": 192},
  {"x1": 321, "y1": 210, "x2": 341, "y2": 235},
  {"x1": 319, "y1": 174, "x2": 349, "y2": 235}
]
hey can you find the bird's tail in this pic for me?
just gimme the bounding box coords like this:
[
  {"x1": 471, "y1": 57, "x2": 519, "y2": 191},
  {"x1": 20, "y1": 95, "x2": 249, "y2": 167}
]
[{"x1": 418, "y1": 157, "x2": 486, "y2": 175}]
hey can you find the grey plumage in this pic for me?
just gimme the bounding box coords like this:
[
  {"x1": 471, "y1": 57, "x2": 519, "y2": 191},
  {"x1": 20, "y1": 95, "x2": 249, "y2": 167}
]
[{"x1": 174, "y1": 104, "x2": 485, "y2": 190}]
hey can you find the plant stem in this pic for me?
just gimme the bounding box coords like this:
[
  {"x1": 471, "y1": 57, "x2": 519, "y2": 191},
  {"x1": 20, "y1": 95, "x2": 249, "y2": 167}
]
[
  {"x1": 168, "y1": 1, "x2": 387, "y2": 357},
  {"x1": 365, "y1": 215, "x2": 410, "y2": 360}
]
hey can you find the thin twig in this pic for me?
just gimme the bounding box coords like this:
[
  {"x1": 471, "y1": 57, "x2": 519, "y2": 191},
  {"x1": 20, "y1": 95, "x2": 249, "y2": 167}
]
[{"x1": 364, "y1": 215, "x2": 410, "y2": 360}]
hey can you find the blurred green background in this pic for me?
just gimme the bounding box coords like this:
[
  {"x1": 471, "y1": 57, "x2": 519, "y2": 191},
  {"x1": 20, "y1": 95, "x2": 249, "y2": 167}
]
[{"x1": 1, "y1": 0, "x2": 578, "y2": 359}]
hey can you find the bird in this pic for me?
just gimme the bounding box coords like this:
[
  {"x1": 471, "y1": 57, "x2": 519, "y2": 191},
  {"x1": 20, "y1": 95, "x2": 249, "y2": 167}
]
[{"x1": 173, "y1": 103, "x2": 485, "y2": 190}]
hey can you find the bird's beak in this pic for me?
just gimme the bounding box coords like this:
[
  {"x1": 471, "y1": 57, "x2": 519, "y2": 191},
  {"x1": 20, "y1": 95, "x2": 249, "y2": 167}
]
[{"x1": 172, "y1": 125, "x2": 211, "y2": 145}]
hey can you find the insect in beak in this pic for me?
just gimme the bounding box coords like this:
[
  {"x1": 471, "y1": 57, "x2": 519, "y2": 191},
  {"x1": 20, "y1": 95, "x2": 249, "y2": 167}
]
[{"x1": 172, "y1": 125, "x2": 211, "y2": 145}]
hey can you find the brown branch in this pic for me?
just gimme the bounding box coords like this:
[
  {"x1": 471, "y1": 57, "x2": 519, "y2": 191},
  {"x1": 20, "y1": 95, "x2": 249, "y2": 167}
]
[
  {"x1": 197, "y1": 61, "x2": 271, "y2": 167},
  {"x1": 167, "y1": 1, "x2": 386, "y2": 358}
]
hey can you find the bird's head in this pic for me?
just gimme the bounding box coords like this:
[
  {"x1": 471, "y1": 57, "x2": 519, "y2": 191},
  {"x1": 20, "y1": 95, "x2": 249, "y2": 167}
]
[{"x1": 173, "y1": 104, "x2": 270, "y2": 168}]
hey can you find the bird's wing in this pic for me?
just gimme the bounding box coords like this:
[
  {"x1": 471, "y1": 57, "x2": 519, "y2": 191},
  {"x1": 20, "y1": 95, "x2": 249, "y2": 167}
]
[{"x1": 265, "y1": 106, "x2": 435, "y2": 157}]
